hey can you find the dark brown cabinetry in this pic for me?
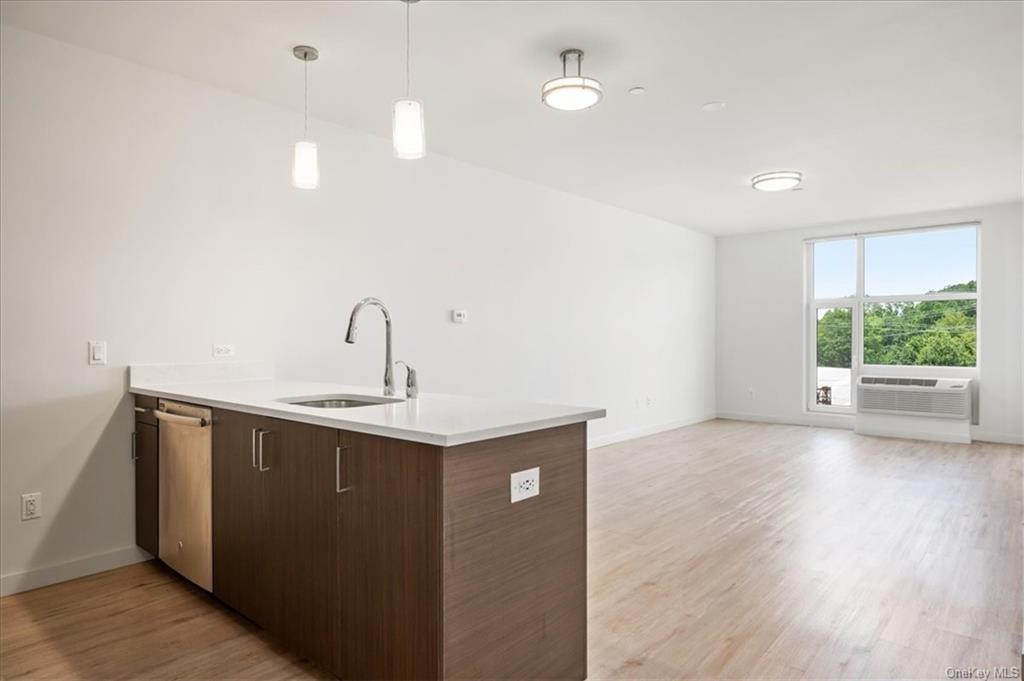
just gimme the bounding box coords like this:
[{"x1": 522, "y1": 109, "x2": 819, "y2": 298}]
[
  {"x1": 261, "y1": 416, "x2": 345, "y2": 668},
  {"x1": 133, "y1": 395, "x2": 160, "y2": 556},
  {"x1": 210, "y1": 408, "x2": 269, "y2": 623},
  {"x1": 341, "y1": 431, "x2": 442, "y2": 680},
  {"x1": 153, "y1": 400, "x2": 585, "y2": 681},
  {"x1": 211, "y1": 410, "x2": 443, "y2": 680}
]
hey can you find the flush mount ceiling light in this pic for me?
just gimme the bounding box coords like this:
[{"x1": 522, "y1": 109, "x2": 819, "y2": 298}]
[
  {"x1": 701, "y1": 100, "x2": 726, "y2": 112},
  {"x1": 541, "y1": 49, "x2": 603, "y2": 111},
  {"x1": 393, "y1": 0, "x2": 425, "y2": 160},
  {"x1": 751, "y1": 170, "x2": 803, "y2": 192},
  {"x1": 292, "y1": 45, "x2": 319, "y2": 189}
]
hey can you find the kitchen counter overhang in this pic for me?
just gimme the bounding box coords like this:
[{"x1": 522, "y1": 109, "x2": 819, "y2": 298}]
[{"x1": 129, "y1": 370, "x2": 605, "y2": 446}]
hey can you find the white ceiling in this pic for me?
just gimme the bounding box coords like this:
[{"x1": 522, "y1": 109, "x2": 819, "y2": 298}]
[{"x1": 2, "y1": 1, "x2": 1021, "y2": 235}]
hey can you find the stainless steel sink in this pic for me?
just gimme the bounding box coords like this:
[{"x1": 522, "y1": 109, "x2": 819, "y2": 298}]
[{"x1": 280, "y1": 394, "x2": 404, "y2": 409}]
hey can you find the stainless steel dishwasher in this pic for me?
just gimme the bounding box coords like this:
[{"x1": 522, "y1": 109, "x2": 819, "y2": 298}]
[{"x1": 152, "y1": 399, "x2": 213, "y2": 591}]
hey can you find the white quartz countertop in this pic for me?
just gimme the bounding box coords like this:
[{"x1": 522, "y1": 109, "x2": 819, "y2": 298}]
[{"x1": 130, "y1": 376, "x2": 605, "y2": 447}]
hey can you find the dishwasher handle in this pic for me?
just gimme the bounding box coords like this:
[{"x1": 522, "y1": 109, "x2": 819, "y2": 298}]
[{"x1": 154, "y1": 410, "x2": 210, "y2": 428}]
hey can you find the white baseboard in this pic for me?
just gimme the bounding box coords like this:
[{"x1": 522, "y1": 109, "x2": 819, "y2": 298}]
[
  {"x1": 716, "y1": 411, "x2": 855, "y2": 430},
  {"x1": 717, "y1": 412, "x2": 1023, "y2": 446},
  {"x1": 588, "y1": 414, "x2": 716, "y2": 449},
  {"x1": 971, "y1": 428, "x2": 1024, "y2": 445},
  {"x1": 1, "y1": 545, "x2": 151, "y2": 597}
]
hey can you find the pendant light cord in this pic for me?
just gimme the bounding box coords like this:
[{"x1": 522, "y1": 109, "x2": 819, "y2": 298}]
[
  {"x1": 405, "y1": 0, "x2": 411, "y2": 97},
  {"x1": 303, "y1": 56, "x2": 309, "y2": 140}
]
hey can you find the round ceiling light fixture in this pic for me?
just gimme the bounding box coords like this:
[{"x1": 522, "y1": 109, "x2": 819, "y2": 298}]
[
  {"x1": 751, "y1": 170, "x2": 803, "y2": 192},
  {"x1": 628, "y1": 86, "x2": 646, "y2": 96},
  {"x1": 541, "y1": 48, "x2": 603, "y2": 111},
  {"x1": 701, "y1": 100, "x2": 726, "y2": 112}
]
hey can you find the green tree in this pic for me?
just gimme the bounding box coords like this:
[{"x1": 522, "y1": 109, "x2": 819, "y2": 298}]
[
  {"x1": 823, "y1": 282, "x2": 976, "y2": 368},
  {"x1": 817, "y1": 308, "x2": 851, "y2": 368}
]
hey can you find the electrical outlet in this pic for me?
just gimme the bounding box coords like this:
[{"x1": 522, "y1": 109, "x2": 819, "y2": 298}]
[
  {"x1": 510, "y1": 467, "x2": 540, "y2": 503},
  {"x1": 212, "y1": 343, "x2": 235, "y2": 358},
  {"x1": 21, "y1": 493, "x2": 41, "y2": 521},
  {"x1": 451, "y1": 309, "x2": 468, "y2": 324}
]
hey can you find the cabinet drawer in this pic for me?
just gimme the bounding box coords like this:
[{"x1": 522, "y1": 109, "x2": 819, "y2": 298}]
[{"x1": 134, "y1": 395, "x2": 159, "y2": 426}]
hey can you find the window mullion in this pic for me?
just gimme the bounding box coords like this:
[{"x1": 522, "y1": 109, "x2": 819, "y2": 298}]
[
  {"x1": 854, "y1": 238, "x2": 864, "y2": 396},
  {"x1": 864, "y1": 292, "x2": 977, "y2": 304}
]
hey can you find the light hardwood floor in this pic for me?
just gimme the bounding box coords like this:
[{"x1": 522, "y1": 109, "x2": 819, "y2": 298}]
[
  {"x1": 2, "y1": 420, "x2": 1020, "y2": 680},
  {"x1": 587, "y1": 420, "x2": 1021, "y2": 679}
]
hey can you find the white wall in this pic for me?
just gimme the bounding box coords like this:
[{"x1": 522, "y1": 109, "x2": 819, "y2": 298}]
[
  {"x1": 0, "y1": 26, "x2": 716, "y2": 592},
  {"x1": 716, "y1": 202, "x2": 1024, "y2": 444}
]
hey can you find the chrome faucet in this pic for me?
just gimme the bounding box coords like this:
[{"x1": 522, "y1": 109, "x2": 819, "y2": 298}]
[{"x1": 344, "y1": 297, "x2": 394, "y2": 396}]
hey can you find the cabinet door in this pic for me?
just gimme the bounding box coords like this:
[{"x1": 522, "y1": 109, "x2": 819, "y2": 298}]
[
  {"x1": 341, "y1": 431, "x2": 442, "y2": 681},
  {"x1": 133, "y1": 422, "x2": 159, "y2": 556},
  {"x1": 260, "y1": 417, "x2": 344, "y2": 670},
  {"x1": 212, "y1": 409, "x2": 268, "y2": 623}
]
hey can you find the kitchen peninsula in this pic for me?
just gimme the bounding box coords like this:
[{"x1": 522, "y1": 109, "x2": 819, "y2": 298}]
[{"x1": 130, "y1": 363, "x2": 604, "y2": 681}]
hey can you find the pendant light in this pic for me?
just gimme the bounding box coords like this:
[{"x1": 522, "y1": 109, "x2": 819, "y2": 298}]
[
  {"x1": 393, "y1": 0, "x2": 425, "y2": 160},
  {"x1": 541, "y1": 49, "x2": 603, "y2": 111},
  {"x1": 292, "y1": 45, "x2": 320, "y2": 189}
]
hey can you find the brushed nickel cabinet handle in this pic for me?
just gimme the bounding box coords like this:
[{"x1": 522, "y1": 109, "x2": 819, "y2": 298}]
[
  {"x1": 134, "y1": 406, "x2": 150, "y2": 414},
  {"x1": 153, "y1": 410, "x2": 209, "y2": 428},
  {"x1": 130, "y1": 431, "x2": 138, "y2": 462},
  {"x1": 251, "y1": 428, "x2": 259, "y2": 468},
  {"x1": 336, "y1": 446, "x2": 351, "y2": 494},
  {"x1": 258, "y1": 430, "x2": 271, "y2": 472}
]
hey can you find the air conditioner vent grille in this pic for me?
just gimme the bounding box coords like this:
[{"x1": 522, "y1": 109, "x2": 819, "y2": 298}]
[
  {"x1": 859, "y1": 389, "x2": 966, "y2": 415},
  {"x1": 861, "y1": 377, "x2": 938, "y2": 387},
  {"x1": 856, "y1": 376, "x2": 971, "y2": 420}
]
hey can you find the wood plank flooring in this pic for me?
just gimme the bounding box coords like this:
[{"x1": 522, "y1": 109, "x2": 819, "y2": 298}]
[
  {"x1": 2, "y1": 419, "x2": 1020, "y2": 680},
  {"x1": 0, "y1": 560, "x2": 330, "y2": 680},
  {"x1": 587, "y1": 420, "x2": 1021, "y2": 680}
]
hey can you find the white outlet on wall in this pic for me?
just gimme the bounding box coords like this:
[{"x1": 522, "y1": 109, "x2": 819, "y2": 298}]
[
  {"x1": 510, "y1": 467, "x2": 540, "y2": 503},
  {"x1": 212, "y1": 343, "x2": 235, "y2": 358},
  {"x1": 21, "y1": 492, "x2": 41, "y2": 521}
]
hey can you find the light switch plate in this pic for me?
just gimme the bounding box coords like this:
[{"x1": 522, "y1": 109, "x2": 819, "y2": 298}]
[
  {"x1": 510, "y1": 467, "x2": 540, "y2": 503},
  {"x1": 88, "y1": 340, "x2": 107, "y2": 365}
]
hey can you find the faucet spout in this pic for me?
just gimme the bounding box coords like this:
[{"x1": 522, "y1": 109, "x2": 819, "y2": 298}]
[{"x1": 345, "y1": 297, "x2": 394, "y2": 396}]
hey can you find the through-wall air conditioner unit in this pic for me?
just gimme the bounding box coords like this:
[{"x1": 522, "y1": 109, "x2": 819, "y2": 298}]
[{"x1": 855, "y1": 376, "x2": 974, "y2": 443}]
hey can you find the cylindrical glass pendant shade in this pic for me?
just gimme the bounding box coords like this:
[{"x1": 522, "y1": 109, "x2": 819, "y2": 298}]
[
  {"x1": 292, "y1": 141, "x2": 320, "y2": 189},
  {"x1": 392, "y1": 99, "x2": 425, "y2": 160}
]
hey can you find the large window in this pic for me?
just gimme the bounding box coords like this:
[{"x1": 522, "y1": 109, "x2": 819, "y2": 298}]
[{"x1": 807, "y1": 224, "x2": 978, "y2": 412}]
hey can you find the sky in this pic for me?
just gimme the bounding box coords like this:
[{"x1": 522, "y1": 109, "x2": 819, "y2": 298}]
[{"x1": 814, "y1": 227, "x2": 976, "y2": 299}]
